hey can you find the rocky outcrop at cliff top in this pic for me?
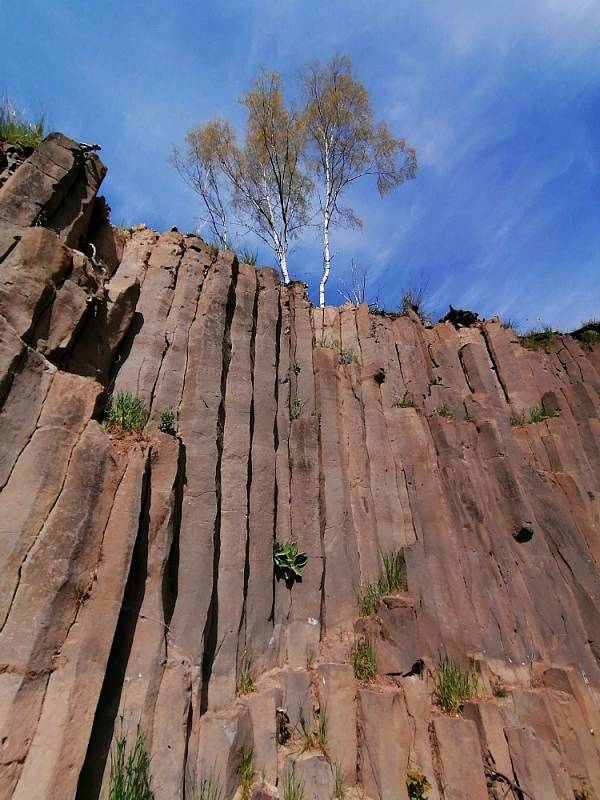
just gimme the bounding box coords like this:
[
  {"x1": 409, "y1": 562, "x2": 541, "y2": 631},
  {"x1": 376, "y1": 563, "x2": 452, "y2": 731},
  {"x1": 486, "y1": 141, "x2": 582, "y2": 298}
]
[{"x1": 1, "y1": 132, "x2": 600, "y2": 800}]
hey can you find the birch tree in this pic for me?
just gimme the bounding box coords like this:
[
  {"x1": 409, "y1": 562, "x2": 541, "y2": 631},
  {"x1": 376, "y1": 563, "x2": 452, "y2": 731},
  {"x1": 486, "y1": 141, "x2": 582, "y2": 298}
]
[
  {"x1": 173, "y1": 71, "x2": 311, "y2": 282},
  {"x1": 302, "y1": 55, "x2": 417, "y2": 306},
  {"x1": 170, "y1": 121, "x2": 233, "y2": 247}
]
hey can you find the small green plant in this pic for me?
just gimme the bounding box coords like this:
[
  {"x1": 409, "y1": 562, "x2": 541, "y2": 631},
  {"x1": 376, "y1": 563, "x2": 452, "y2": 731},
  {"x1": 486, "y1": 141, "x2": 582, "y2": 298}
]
[
  {"x1": 340, "y1": 349, "x2": 354, "y2": 365},
  {"x1": 491, "y1": 680, "x2": 507, "y2": 698},
  {"x1": 331, "y1": 763, "x2": 344, "y2": 800},
  {"x1": 186, "y1": 770, "x2": 221, "y2": 800},
  {"x1": 392, "y1": 393, "x2": 415, "y2": 409},
  {"x1": 291, "y1": 359, "x2": 301, "y2": 375},
  {"x1": 297, "y1": 707, "x2": 314, "y2": 752},
  {"x1": 108, "y1": 718, "x2": 154, "y2": 800},
  {"x1": 274, "y1": 540, "x2": 307, "y2": 585},
  {"x1": 305, "y1": 648, "x2": 316, "y2": 670},
  {"x1": 159, "y1": 407, "x2": 177, "y2": 435},
  {"x1": 528, "y1": 404, "x2": 552, "y2": 423},
  {"x1": 359, "y1": 550, "x2": 407, "y2": 616},
  {"x1": 430, "y1": 376, "x2": 441, "y2": 386},
  {"x1": 406, "y1": 767, "x2": 430, "y2": 799},
  {"x1": 239, "y1": 247, "x2": 257, "y2": 266},
  {"x1": 282, "y1": 763, "x2": 304, "y2": 800},
  {"x1": 464, "y1": 409, "x2": 474, "y2": 423},
  {"x1": 290, "y1": 397, "x2": 304, "y2": 421},
  {"x1": 433, "y1": 655, "x2": 478, "y2": 713},
  {"x1": 105, "y1": 391, "x2": 148, "y2": 433},
  {"x1": 520, "y1": 324, "x2": 555, "y2": 352},
  {"x1": 433, "y1": 405, "x2": 453, "y2": 419},
  {"x1": 239, "y1": 748, "x2": 254, "y2": 800},
  {"x1": 352, "y1": 638, "x2": 377, "y2": 681},
  {"x1": 238, "y1": 652, "x2": 254, "y2": 695},
  {"x1": 32, "y1": 207, "x2": 48, "y2": 227},
  {"x1": 500, "y1": 317, "x2": 519, "y2": 332},
  {"x1": 317, "y1": 336, "x2": 341, "y2": 350},
  {"x1": 510, "y1": 411, "x2": 526, "y2": 427},
  {"x1": 314, "y1": 707, "x2": 327, "y2": 754},
  {"x1": 0, "y1": 97, "x2": 45, "y2": 148}
]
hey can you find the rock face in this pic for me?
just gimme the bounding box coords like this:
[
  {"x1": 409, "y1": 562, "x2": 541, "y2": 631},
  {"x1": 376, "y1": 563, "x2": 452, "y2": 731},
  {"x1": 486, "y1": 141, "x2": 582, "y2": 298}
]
[{"x1": 1, "y1": 134, "x2": 600, "y2": 800}]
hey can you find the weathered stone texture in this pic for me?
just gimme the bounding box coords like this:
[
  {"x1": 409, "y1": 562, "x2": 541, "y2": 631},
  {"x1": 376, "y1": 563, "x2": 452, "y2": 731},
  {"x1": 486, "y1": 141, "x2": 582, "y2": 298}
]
[{"x1": 1, "y1": 136, "x2": 600, "y2": 800}]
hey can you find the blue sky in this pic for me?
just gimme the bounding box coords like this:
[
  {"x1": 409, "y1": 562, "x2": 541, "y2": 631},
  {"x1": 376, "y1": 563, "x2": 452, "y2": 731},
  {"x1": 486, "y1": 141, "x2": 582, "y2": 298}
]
[{"x1": 3, "y1": 0, "x2": 600, "y2": 328}]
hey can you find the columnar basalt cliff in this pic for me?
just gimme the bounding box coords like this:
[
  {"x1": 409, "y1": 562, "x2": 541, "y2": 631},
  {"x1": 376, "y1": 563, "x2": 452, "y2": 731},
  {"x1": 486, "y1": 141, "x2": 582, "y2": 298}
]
[{"x1": 1, "y1": 134, "x2": 600, "y2": 800}]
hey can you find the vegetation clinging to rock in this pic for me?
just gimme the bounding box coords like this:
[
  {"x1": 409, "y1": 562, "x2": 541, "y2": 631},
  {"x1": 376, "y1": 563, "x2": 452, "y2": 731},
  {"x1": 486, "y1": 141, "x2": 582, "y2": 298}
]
[
  {"x1": 433, "y1": 655, "x2": 478, "y2": 713},
  {"x1": 0, "y1": 97, "x2": 45, "y2": 149},
  {"x1": 105, "y1": 391, "x2": 148, "y2": 434},
  {"x1": 274, "y1": 540, "x2": 307, "y2": 585},
  {"x1": 108, "y1": 719, "x2": 154, "y2": 800}
]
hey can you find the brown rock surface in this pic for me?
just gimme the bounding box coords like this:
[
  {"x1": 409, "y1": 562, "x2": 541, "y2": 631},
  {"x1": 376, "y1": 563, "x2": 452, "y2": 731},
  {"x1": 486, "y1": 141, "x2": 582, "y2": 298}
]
[{"x1": 0, "y1": 135, "x2": 600, "y2": 799}]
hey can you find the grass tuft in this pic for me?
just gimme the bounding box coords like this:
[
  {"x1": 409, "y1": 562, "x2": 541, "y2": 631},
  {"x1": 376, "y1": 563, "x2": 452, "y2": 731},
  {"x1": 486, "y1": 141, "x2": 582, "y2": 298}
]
[
  {"x1": 359, "y1": 550, "x2": 406, "y2": 615},
  {"x1": 491, "y1": 680, "x2": 507, "y2": 698},
  {"x1": 239, "y1": 247, "x2": 257, "y2": 266},
  {"x1": 433, "y1": 404, "x2": 453, "y2": 419},
  {"x1": 432, "y1": 655, "x2": 478, "y2": 713},
  {"x1": 392, "y1": 393, "x2": 415, "y2": 409},
  {"x1": 282, "y1": 763, "x2": 304, "y2": 800},
  {"x1": 352, "y1": 638, "x2": 377, "y2": 682},
  {"x1": 238, "y1": 652, "x2": 254, "y2": 695},
  {"x1": 331, "y1": 763, "x2": 344, "y2": 800},
  {"x1": 291, "y1": 359, "x2": 301, "y2": 375},
  {"x1": 510, "y1": 404, "x2": 553, "y2": 427},
  {"x1": 340, "y1": 349, "x2": 354, "y2": 365},
  {"x1": 520, "y1": 324, "x2": 556, "y2": 352},
  {"x1": 186, "y1": 769, "x2": 221, "y2": 800},
  {"x1": 0, "y1": 97, "x2": 45, "y2": 148},
  {"x1": 239, "y1": 748, "x2": 254, "y2": 800},
  {"x1": 108, "y1": 718, "x2": 154, "y2": 800},
  {"x1": 105, "y1": 391, "x2": 148, "y2": 434}
]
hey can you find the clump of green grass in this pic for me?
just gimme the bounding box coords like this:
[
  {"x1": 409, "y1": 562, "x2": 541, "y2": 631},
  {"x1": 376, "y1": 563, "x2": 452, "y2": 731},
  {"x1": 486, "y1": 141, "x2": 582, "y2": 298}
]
[
  {"x1": 159, "y1": 407, "x2": 177, "y2": 435},
  {"x1": 359, "y1": 550, "x2": 407, "y2": 615},
  {"x1": 352, "y1": 638, "x2": 377, "y2": 681},
  {"x1": 186, "y1": 769, "x2": 221, "y2": 800},
  {"x1": 429, "y1": 376, "x2": 441, "y2": 386},
  {"x1": 297, "y1": 707, "x2": 314, "y2": 752},
  {"x1": 406, "y1": 767, "x2": 430, "y2": 799},
  {"x1": 432, "y1": 655, "x2": 478, "y2": 713},
  {"x1": 296, "y1": 707, "x2": 327, "y2": 755},
  {"x1": 528, "y1": 404, "x2": 553, "y2": 423},
  {"x1": 317, "y1": 336, "x2": 341, "y2": 351},
  {"x1": 105, "y1": 391, "x2": 148, "y2": 433},
  {"x1": 108, "y1": 718, "x2": 154, "y2": 800},
  {"x1": 239, "y1": 748, "x2": 254, "y2": 800},
  {"x1": 331, "y1": 763, "x2": 344, "y2": 800},
  {"x1": 500, "y1": 317, "x2": 519, "y2": 332},
  {"x1": 520, "y1": 324, "x2": 556, "y2": 352},
  {"x1": 291, "y1": 359, "x2": 301, "y2": 375},
  {"x1": 340, "y1": 349, "x2": 354, "y2": 365},
  {"x1": 32, "y1": 207, "x2": 48, "y2": 227},
  {"x1": 433, "y1": 404, "x2": 453, "y2": 419},
  {"x1": 392, "y1": 393, "x2": 415, "y2": 409},
  {"x1": 491, "y1": 680, "x2": 507, "y2": 698},
  {"x1": 305, "y1": 648, "x2": 316, "y2": 670},
  {"x1": 510, "y1": 405, "x2": 553, "y2": 427},
  {"x1": 282, "y1": 763, "x2": 304, "y2": 800},
  {"x1": 0, "y1": 97, "x2": 45, "y2": 148},
  {"x1": 239, "y1": 247, "x2": 257, "y2": 266},
  {"x1": 238, "y1": 652, "x2": 254, "y2": 695}
]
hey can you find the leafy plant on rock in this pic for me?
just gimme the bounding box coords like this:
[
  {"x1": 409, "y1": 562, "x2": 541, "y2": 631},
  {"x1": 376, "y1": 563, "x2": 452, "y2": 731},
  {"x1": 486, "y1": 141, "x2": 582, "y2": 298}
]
[
  {"x1": 359, "y1": 550, "x2": 406, "y2": 615},
  {"x1": 274, "y1": 540, "x2": 307, "y2": 585},
  {"x1": 238, "y1": 651, "x2": 254, "y2": 695},
  {"x1": 159, "y1": 407, "x2": 177, "y2": 435},
  {"x1": 406, "y1": 767, "x2": 430, "y2": 799}
]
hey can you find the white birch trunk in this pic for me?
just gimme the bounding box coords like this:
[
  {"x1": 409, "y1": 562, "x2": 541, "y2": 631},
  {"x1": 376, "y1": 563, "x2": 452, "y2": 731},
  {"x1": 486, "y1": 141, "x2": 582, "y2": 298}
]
[{"x1": 319, "y1": 214, "x2": 330, "y2": 307}]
